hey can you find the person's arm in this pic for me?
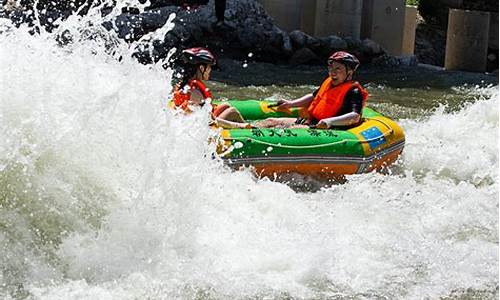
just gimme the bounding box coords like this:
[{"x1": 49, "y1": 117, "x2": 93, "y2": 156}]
[
  {"x1": 315, "y1": 112, "x2": 361, "y2": 128},
  {"x1": 276, "y1": 93, "x2": 314, "y2": 110},
  {"x1": 315, "y1": 88, "x2": 364, "y2": 129},
  {"x1": 214, "y1": 117, "x2": 253, "y2": 129}
]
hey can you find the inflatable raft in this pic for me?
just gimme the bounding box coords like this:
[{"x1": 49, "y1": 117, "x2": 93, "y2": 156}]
[{"x1": 213, "y1": 100, "x2": 405, "y2": 179}]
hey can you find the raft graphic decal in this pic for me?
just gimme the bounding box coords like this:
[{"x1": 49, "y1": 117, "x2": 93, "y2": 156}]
[
  {"x1": 360, "y1": 126, "x2": 386, "y2": 149},
  {"x1": 307, "y1": 129, "x2": 321, "y2": 137},
  {"x1": 251, "y1": 128, "x2": 265, "y2": 137}
]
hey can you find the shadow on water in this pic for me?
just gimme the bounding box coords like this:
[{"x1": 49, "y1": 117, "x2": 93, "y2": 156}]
[
  {"x1": 211, "y1": 58, "x2": 498, "y2": 89},
  {"x1": 256, "y1": 172, "x2": 347, "y2": 193}
]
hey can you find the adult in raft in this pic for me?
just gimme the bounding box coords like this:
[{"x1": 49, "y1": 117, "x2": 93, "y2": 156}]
[
  {"x1": 171, "y1": 47, "x2": 248, "y2": 128},
  {"x1": 257, "y1": 51, "x2": 368, "y2": 129}
]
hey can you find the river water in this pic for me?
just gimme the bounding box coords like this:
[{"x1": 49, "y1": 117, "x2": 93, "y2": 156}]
[{"x1": 0, "y1": 6, "x2": 498, "y2": 300}]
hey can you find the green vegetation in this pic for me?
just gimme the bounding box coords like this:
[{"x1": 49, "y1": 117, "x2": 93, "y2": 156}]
[{"x1": 406, "y1": 0, "x2": 419, "y2": 5}]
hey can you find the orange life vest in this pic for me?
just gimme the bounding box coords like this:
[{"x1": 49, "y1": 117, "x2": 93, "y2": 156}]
[
  {"x1": 172, "y1": 79, "x2": 213, "y2": 111},
  {"x1": 307, "y1": 78, "x2": 368, "y2": 121}
]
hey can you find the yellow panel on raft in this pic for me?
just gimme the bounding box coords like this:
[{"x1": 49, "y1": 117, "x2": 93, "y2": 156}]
[{"x1": 348, "y1": 116, "x2": 405, "y2": 156}]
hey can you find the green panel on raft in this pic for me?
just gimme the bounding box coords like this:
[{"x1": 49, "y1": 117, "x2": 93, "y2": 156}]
[{"x1": 224, "y1": 127, "x2": 365, "y2": 158}]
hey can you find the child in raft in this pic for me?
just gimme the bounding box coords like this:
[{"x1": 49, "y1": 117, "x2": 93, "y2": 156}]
[
  {"x1": 171, "y1": 47, "x2": 249, "y2": 128},
  {"x1": 259, "y1": 51, "x2": 368, "y2": 129},
  {"x1": 172, "y1": 49, "x2": 368, "y2": 130}
]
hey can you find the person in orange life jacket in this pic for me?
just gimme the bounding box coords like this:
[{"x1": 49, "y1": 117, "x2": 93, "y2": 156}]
[
  {"x1": 172, "y1": 47, "x2": 248, "y2": 128},
  {"x1": 258, "y1": 51, "x2": 368, "y2": 129},
  {"x1": 172, "y1": 47, "x2": 216, "y2": 110}
]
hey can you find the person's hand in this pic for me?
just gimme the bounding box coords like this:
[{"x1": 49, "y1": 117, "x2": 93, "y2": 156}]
[
  {"x1": 276, "y1": 100, "x2": 292, "y2": 110},
  {"x1": 315, "y1": 119, "x2": 329, "y2": 129}
]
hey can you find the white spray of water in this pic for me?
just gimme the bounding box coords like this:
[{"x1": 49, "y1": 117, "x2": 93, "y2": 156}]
[
  {"x1": 401, "y1": 89, "x2": 498, "y2": 186},
  {"x1": 0, "y1": 10, "x2": 498, "y2": 300}
]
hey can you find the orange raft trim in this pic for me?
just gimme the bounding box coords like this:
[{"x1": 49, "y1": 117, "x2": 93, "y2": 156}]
[{"x1": 226, "y1": 139, "x2": 404, "y2": 179}]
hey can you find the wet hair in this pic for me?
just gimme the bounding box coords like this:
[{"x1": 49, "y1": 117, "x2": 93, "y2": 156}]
[
  {"x1": 171, "y1": 47, "x2": 215, "y2": 89},
  {"x1": 172, "y1": 61, "x2": 208, "y2": 90},
  {"x1": 177, "y1": 62, "x2": 198, "y2": 90}
]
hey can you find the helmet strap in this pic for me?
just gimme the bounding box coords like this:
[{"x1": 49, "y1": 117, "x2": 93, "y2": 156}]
[{"x1": 346, "y1": 67, "x2": 354, "y2": 81}]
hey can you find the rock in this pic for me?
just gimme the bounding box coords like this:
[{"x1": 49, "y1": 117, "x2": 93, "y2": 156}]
[
  {"x1": 289, "y1": 48, "x2": 320, "y2": 65},
  {"x1": 289, "y1": 30, "x2": 307, "y2": 49},
  {"x1": 362, "y1": 38, "x2": 384, "y2": 56},
  {"x1": 259, "y1": 44, "x2": 285, "y2": 62},
  {"x1": 186, "y1": 23, "x2": 203, "y2": 41},
  {"x1": 316, "y1": 35, "x2": 347, "y2": 57},
  {"x1": 282, "y1": 33, "x2": 293, "y2": 56},
  {"x1": 146, "y1": 0, "x2": 177, "y2": 9},
  {"x1": 113, "y1": 14, "x2": 143, "y2": 41},
  {"x1": 224, "y1": 7, "x2": 237, "y2": 20},
  {"x1": 164, "y1": 32, "x2": 180, "y2": 46},
  {"x1": 397, "y1": 55, "x2": 419, "y2": 66},
  {"x1": 113, "y1": 7, "x2": 176, "y2": 41},
  {"x1": 305, "y1": 35, "x2": 322, "y2": 52},
  {"x1": 269, "y1": 28, "x2": 284, "y2": 48},
  {"x1": 223, "y1": 20, "x2": 238, "y2": 30},
  {"x1": 238, "y1": 28, "x2": 264, "y2": 48},
  {"x1": 343, "y1": 36, "x2": 363, "y2": 52},
  {"x1": 2, "y1": 0, "x2": 405, "y2": 66},
  {"x1": 141, "y1": 8, "x2": 174, "y2": 31},
  {"x1": 322, "y1": 35, "x2": 347, "y2": 51},
  {"x1": 371, "y1": 54, "x2": 419, "y2": 67},
  {"x1": 371, "y1": 54, "x2": 399, "y2": 67}
]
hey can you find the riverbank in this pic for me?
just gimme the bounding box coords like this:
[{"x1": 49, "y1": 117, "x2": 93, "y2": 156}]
[
  {"x1": 2, "y1": 0, "x2": 497, "y2": 73},
  {"x1": 211, "y1": 58, "x2": 499, "y2": 88}
]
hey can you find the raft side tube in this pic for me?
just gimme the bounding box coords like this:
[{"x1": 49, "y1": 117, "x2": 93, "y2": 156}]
[{"x1": 212, "y1": 100, "x2": 404, "y2": 178}]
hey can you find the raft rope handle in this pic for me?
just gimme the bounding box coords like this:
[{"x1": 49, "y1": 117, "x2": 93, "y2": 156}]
[{"x1": 228, "y1": 117, "x2": 394, "y2": 150}]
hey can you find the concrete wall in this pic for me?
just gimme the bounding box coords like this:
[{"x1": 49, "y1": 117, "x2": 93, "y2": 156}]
[
  {"x1": 489, "y1": 13, "x2": 498, "y2": 49},
  {"x1": 260, "y1": 0, "x2": 363, "y2": 38},
  {"x1": 361, "y1": 0, "x2": 406, "y2": 56},
  {"x1": 260, "y1": 0, "x2": 417, "y2": 52},
  {"x1": 445, "y1": 9, "x2": 490, "y2": 72},
  {"x1": 257, "y1": 0, "x2": 303, "y2": 32},
  {"x1": 402, "y1": 5, "x2": 417, "y2": 55},
  {"x1": 300, "y1": 0, "x2": 318, "y2": 35},
  {"x1": 313, "y1": 0, "x2": 363, "y2": 38}
]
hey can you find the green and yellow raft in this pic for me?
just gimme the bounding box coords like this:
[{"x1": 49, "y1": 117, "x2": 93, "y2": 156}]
[{"x1": 213, "y1": 100, "x2": 405, "y2": 179}]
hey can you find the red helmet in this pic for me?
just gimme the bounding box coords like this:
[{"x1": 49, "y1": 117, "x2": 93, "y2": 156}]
[
  {"x1": 182, "y1": 47, "x2": 216, "y2": 65},
  {"x1": 328, "y1": 51, "x2": 360, "y2": 71}
]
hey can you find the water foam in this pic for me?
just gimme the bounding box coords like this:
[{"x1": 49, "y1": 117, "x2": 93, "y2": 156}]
[
  {"x1": 0, "y1": 10, "x2": 498, "y2": 300},
  {"x1": 401, "y1": 88, "x2": 498, "y2": 185}
]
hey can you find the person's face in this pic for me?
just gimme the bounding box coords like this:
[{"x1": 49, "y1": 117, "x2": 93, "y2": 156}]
[
  {"x1": 327, "y1": 61, "x2": 351, "y2": 85},
  {"x1": 197, "y1": 64, "x2": 212, "y2": 81}
]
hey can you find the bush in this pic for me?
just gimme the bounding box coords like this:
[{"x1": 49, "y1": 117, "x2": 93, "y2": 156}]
[
  {"x1": 406, "y1": 0, "x2": 419, "y2": 6},
  {"x1": 417, "y1": 0, "x2": 497, "y2": 27},
  {"x1": 418, "y1": 0, "x2": 448, "y2": 26}
]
